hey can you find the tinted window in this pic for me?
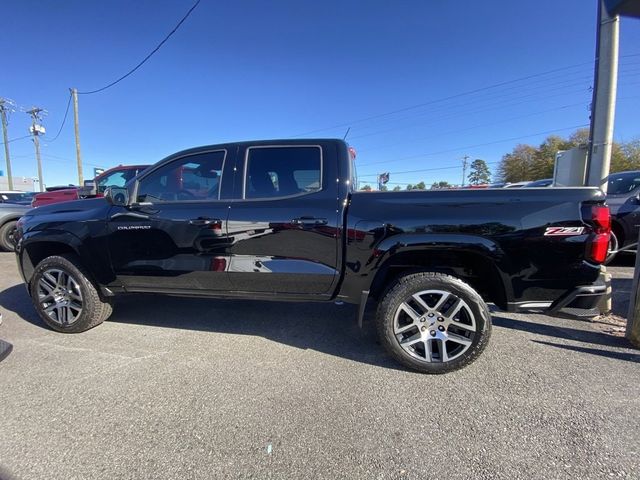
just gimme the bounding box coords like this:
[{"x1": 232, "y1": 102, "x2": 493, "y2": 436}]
[
  {"x1": 245, "y1": 146, "x2": 321, "y2": 199},
  {"x1": 137, "y1": 150, "x2": 225, "y2": 203},
  {"x1": 608, "y1": 172, "x2": 640, "y2": 195},
  {"x1": 97, "y1": 171, "x2": 128, "y2": 193}
]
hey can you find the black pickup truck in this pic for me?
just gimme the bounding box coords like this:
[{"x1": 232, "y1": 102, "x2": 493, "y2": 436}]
[{"x1": 14, "y1": 139, "x2": 610, "y2": 373}]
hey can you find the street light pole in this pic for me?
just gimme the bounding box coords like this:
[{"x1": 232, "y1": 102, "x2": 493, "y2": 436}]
[
  {"x1": 26, "y1": 107, "x2": 46, "y2": 193},
  {"x1": 71, "y1": 88, "x2": 84, "y2": 185},
  {"x1": 0, "y1": 99, "x2": 13, "y2": 190}
]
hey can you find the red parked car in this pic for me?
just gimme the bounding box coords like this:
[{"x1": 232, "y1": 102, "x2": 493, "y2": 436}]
[{"x1": 32, "y1": 164, "x2": 149, "y2": 207}]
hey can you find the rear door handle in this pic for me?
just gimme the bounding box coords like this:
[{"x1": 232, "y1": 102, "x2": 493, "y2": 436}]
[{"x1": 292, "y1": 217, "x2": 328, "y2": 226}]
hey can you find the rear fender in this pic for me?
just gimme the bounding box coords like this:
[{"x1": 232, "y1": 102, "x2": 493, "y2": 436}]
[{"x1": 345, "y1": 233, "x2": 514, "y2": 310}]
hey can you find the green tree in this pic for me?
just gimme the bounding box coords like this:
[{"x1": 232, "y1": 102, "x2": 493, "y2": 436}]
[
  {"x1": 414, "y1": 181, "x2": 426, "y2": 190},
  {"x1": 392, "y1": 185, "x2": 402, "y2": 191},
  {"x1": 467, "y1": 159, "x2": 491, "y2": 185},
  {"x1": 531, "y1": 135, "x2": 569, "y2": 180},
  {"x1": 406, "y1": 184, "x2": 413, "y2": 191},
  {"x1": 496, "y1": 128, "x2": 640, "y2": 182},
  {"x1": 360, "y1": 184, "x2": 372, "y2": 191},
  {"x1": 431, "y1": 180, "x2": 452, "y2": 189},
  {"x1": 379, "y1": 185, "x2": 388, "y2": 192},
  {"x1": 497, "y1": 144, "x2": 537, "y2": 183}
]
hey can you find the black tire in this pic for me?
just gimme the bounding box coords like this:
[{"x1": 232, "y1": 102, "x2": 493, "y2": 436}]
[
  {"x1": 30, "y1": 254, "x2": 112, "y2": 333},
  {"x1": 0, "y1": 220, "x2": 18, "y2": 252},
  {"x1": 376, "y1": 271, "x2": 492, "y2": 374}
]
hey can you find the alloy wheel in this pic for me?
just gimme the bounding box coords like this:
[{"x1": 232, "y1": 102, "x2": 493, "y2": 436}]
[
  {"x1": 37, "y1": 269, "x2": 83, "y2": 326},
  {"x1": 393, "y1": 289, "x2": 477, "y2": 363}
]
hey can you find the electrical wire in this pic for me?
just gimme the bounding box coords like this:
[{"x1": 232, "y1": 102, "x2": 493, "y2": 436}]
[
  {"x1": 292, "y1": 53, "x2": 640, "y2": 138},
  {"x1": 43, "y1": 92, "x2": 72, "y2": 143},
  {"x1": 0, "y1": 135, "x2": 31, "y2": 146},
  {"x1": 356, "y1": 101, "x2": 589, "y2": 154},
  {"x1": 356, "y1": 124, "x2": 589, "y2": 174},
  {"x1": 78, "y1": 0, "x2": 202, "y2": 95},
  {"x1": 291, "y1": 63, "x2": 593, "y2": 137}
]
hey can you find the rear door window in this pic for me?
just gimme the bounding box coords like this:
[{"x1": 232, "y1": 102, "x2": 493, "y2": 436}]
[{"x1": 243, "y1": 146, "x2": 322, "y2": 199}]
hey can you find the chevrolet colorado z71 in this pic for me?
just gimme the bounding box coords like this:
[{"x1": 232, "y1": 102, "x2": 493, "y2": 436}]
[{"x1": 14, "y1": 139, "x2": 609, "y2": 373}]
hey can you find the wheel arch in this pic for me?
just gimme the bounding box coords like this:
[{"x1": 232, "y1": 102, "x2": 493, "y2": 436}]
[
  {"x1": 19, "y1": 232, "x2": 83, "y2": 285},
  {"x1": 366, "y1": 237, "x2": 511, "y2": 310},
  {"x1": 0, "y1": 215, "x2": 23, "y2": 228}
]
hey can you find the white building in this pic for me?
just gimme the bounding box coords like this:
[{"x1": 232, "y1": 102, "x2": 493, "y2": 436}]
[{"x1": 0, "y1": 174, "x2": 36, "y2": 191}]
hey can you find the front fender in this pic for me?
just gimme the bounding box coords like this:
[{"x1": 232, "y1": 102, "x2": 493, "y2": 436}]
[{"x1": 18, "y1": 230, "x2": 85, "y2": 285}]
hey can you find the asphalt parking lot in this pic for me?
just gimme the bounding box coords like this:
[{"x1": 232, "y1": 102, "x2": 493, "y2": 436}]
[{"x1": 0, "y1": 252, "x2": 638, "y2": 480}]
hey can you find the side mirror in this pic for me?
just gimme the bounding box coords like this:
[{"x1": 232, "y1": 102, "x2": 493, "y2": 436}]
[{"x1": 104, "y1": 186, "x2": 129, "y2": 206}]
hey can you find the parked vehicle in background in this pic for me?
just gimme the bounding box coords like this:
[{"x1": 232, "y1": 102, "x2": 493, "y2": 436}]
[
  {"x1": 31, "y1": 164, "x2": 150, "y2": 207},
  {"x1": 525, "y1": 178, "x2": 553, "y2": 188},
  {"x1": 605, "y1": 170, "x2": 640, "y2": 263},
  {"x1": 15, "y1": 139, "x2": 610, "y2": 374},
  {"x1": 503, "y1": 181, "x2": 530, "y2": 188},
  {"x1": 0, "y1": 191, "x2": 35, "y2": 205},
  {"x1": 0, "y1": 203, "x2": 30, "y2": 251}
]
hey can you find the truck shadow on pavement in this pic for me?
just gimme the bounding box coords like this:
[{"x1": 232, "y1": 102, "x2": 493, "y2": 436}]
[
  {"x1": 0, "y1": 285, "x2": 404, "y2": 371},
  {"x1": 492, "y1": 316, "x2": 639, "y2": 363},
  {"x1": 0, "y1": 285, "x2": 42, "y2": 326},
  {"x1": 2, "y1": 283, "x2": 638, "y2": 367}
]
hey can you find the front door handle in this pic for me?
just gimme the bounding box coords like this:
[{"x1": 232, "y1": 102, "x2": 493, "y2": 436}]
[
  {"x1": 291, "y1": 217, "x2": 328, "y2": 226},
  {"x1": 110, "y1": 211, "x2": 150, "y2": 220},
  {"x1": 189, "y1": 217, "x2": 222, "y2": 226}
]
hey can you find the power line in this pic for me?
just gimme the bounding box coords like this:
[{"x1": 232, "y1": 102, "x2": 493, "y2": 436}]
[
  {"x1": 292, "y1": 63, "x2": 592, "y2": 137},
  {"x1": 345, "y1": 71, "x2": 595, "y2": 137},
  {"x1": 357, "y1": 100, "x2": 590, "y2": 154},
  {"x1": 356, "y1": 124, "x2": 589, "y2": 174},
  {"x1": 292, "y1": 52, "x2": 640, "y2": 138},
  {"x1": 350, "y1": 84, "x2": 593, "y2": 145},
  {"x1": 78, "y1": 0, "x2": 202, "y2": 95},
  {"x1": 43, "y1": 92, "x2": 72, "y2": 143},
  {"x1": 0, "y1": 134, "x2": 31, "y2": 146}
]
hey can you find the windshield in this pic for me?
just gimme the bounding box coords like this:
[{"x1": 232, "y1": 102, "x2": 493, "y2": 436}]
[
  {"x1": 0, "y1": 192, "x2": 29, "y2": 202},
  {"x1": 607, "y1": 172, "x2": 640, "y2": 195}
]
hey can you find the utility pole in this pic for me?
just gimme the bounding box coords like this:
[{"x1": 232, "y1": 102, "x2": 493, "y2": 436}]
[
  {"x1": 71, "y1": 88, "x2": 83, "y2": 185},
  {"x1": 585, "y1": 0, "x2": 619, "y2": 193},
  {"x1": 26, "y1": 107, "x2": 46, "y2": 192},
  {"x1": 461, "y1": 155, "x2": 469, "y2": 186},
  {"x1": 0, "y1": 99, "x2": 14, "y2": 190}
]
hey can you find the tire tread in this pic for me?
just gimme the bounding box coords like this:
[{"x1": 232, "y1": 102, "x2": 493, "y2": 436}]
[{"x1": 376, "y1": 271, "x2": 492, "y2": 374}]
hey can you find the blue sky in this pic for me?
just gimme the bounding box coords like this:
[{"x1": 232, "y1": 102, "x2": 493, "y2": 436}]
[{"x1": 1, "y1": 0, "x2": 639, "y2": 189}]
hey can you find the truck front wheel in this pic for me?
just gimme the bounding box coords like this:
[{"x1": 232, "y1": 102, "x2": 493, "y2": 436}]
[
  {"x1": 376, "y1": 272, "x2": 491, "y2": 374},
  {"x1": 30, "y1": 255, "x2": 113, "y2": 333}
]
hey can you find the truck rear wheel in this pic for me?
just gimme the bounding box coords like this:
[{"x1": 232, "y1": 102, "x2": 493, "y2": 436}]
[
  {"x1": 30, "y1": 255, "x2": 112, "y2": 333},
  {"x1": 376, "y1": 271, "x2": 491, "y2": 374}
]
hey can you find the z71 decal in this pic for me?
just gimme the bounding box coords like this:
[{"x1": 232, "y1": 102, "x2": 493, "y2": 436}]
[{"x1": 544, "y1": 226, "x2": 585, "y2": 236}]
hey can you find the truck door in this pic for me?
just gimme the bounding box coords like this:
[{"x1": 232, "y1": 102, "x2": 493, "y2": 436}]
[
  {"x1": 106, "y1": 149, "x2": 234, "y2": 292},
  {"x1": 226, "y1": 143, "x2": 340, "y2": 295}
]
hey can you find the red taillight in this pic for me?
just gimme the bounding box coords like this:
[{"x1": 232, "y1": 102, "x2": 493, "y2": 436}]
[
  {"x1": 587, "y1": 205, "x2": 611, "y2": 263},
  {"x1": 591, "y1": 205, "x2": 610, "y2": 233}
]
